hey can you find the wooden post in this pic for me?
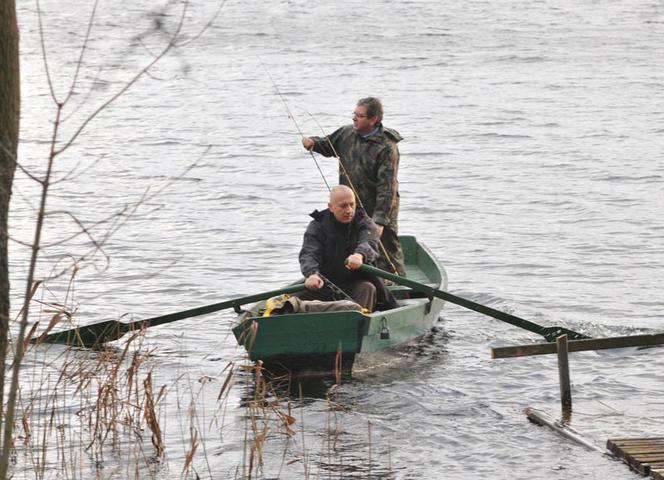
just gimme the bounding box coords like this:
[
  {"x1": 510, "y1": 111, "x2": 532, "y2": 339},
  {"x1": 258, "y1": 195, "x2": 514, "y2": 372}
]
[{"x1": 557, "y1": 334, "x2": 572, "y2": 413}]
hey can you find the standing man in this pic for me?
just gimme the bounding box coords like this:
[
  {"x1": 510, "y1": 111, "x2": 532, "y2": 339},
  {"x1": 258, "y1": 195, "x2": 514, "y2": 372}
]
[{"x1": 301, "y1": 97, "x2": 406, "y2": 276}]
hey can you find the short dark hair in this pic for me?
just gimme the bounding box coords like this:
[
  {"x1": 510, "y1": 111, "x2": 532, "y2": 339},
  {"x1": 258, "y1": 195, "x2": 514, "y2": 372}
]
[{"x1": 357, "y1": 97, "x2": 383, "y2": 123}]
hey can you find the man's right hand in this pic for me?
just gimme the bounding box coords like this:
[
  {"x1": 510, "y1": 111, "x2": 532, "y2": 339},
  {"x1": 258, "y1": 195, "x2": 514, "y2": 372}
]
[
  {"x1": 302, "y1": 137, "x2": 315, "y2": 151},
  {"x1": 305, "y1": 273, "x2": 324, "y2": 290}
]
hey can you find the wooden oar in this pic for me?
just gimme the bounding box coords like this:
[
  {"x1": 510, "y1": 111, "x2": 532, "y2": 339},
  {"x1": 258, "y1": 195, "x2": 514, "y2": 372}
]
[
  {"x1": 34, "y1": 283, "x2": 306, "y2": 348},
  {"x1": 360, "y1": 265, "x2": 588, "y2": 342}
]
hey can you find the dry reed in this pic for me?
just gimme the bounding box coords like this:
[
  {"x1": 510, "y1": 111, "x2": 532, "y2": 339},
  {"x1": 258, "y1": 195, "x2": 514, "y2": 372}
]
[{"x1": 11, "y1": 298, "x2": 392, "y2": 479}]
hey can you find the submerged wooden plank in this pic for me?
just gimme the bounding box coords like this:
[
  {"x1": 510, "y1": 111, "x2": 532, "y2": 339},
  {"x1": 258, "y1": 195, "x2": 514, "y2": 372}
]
[
  {"x1": 620, "y1": 447, "x2": 664, "y2": 455},
  {"x1": 608, "y1": 440, "x2": 664, "y2": 454},
  {"x1": 617, "y1": 444, "x2": 664, "y2": 451},
  {"x1": 607, "y1": 438, "x2": 664, "y2": 477},
  {"x1": 613, "y1": 441, "x2": 664, "y2": 448},
  {"x1": 609, "y1": 437, "x2": 664, "y2": 445},
  {"x1": 651, "y1": 467, "x2": 664, "y2": 480},
  {"x1": 492, "y1": 333, "x2": 664, "y2": 359},
  {"x1": 615, "y1": 443, "x2": 664, "y2": 451},
  {"x1": 647, "y1": 463, "x2": 664, "y2": 478}
]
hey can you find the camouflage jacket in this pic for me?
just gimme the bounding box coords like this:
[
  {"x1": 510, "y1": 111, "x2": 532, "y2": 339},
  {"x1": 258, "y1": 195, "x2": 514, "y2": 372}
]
[{"x1": 311, "y1": 124, "x2": 403, "y2": 227}]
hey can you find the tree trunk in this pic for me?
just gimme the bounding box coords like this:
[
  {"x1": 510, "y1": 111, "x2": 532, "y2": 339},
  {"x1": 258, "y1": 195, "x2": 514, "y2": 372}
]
[{"x1": 0, "y1": 0, "x2": 20, "y2": 449}]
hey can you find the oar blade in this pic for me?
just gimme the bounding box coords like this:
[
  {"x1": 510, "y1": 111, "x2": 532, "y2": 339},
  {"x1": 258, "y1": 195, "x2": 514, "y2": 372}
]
[
  {"x1": 540, "y1": 327, "x2": 590, "y2": 343},
  {"x1": 34, "y1": 320, "x2": 128, "y2": 348},
  {"x1": 32, "y1": 283, "x2": 307, "y2": 349}
]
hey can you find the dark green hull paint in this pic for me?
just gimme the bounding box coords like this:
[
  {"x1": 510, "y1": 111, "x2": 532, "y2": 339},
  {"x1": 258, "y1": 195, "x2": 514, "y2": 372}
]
[{"x1": 232, "y1": 236, "x2": 447, "y2": 375}]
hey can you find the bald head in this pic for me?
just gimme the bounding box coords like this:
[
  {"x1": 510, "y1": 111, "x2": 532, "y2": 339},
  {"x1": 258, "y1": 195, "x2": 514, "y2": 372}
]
[
  {"x1": 329, "y1": 185, "x2": 354, "y2": 203},
  {"x1": 328, "y1": 185, "x2": 356, "y2": 224}
]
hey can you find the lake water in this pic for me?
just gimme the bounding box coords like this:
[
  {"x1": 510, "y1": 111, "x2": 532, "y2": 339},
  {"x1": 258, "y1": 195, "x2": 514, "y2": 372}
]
[{"x1": 10, "y1": 0, "x2": 664, "y2": 478}]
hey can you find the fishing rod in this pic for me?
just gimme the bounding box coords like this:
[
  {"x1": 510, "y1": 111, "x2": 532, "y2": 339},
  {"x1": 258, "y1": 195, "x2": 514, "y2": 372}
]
[
  {"x1": 258, "y1": 57, "x2": 330, "y2": 191},
  {"x1": 306, "y1": 113, "x2": 400, "y2": 275}
]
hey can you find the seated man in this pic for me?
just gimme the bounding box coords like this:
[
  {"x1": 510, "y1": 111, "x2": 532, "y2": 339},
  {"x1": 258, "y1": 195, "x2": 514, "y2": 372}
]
[{"x1": 296, "y1": 185, "x2": 396, "y2": 311}]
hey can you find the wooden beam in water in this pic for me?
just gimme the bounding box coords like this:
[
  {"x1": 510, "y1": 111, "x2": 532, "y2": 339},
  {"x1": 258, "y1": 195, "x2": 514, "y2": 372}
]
[{"x1": 491, "y1": 333, "x2": 664, "y2": 359}]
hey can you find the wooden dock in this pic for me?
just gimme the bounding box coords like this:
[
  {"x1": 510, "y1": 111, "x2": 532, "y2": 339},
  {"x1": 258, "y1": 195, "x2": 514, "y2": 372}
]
[{"x1": 607, "y1": 438, "x2": 664, "y2": 478}]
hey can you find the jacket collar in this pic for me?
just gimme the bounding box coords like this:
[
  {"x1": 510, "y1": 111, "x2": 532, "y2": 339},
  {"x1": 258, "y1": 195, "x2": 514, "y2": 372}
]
[{"x1": 354, "y1": 123, "x2": 403, "y2": 144}]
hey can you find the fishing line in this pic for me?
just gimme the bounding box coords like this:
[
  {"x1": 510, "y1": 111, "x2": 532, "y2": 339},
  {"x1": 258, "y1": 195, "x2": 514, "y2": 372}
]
[{"x1": 257, "y1": 56, "x2": 330, "y2": 191}]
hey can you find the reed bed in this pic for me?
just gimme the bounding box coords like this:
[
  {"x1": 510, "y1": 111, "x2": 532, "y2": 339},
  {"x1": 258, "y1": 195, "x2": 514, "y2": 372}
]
[{"x1": 9, "y1": 313, "x2": 393, "y2": 479}]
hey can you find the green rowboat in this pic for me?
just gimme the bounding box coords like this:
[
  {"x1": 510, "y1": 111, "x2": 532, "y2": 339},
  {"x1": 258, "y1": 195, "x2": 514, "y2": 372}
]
[{"x1": 232, "y1": 236, "x2": 447, "y2": 375}]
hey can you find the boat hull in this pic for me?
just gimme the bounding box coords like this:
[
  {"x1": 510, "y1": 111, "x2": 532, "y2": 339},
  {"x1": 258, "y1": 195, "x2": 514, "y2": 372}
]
[{"x1": 232, "y1": 236, "x2": 447, "y2": 375}]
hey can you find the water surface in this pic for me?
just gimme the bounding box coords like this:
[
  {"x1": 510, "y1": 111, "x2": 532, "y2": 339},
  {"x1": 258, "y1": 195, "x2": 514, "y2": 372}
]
[{"x1": 11, "y1": 0, "x2": 664, "y2": 478}]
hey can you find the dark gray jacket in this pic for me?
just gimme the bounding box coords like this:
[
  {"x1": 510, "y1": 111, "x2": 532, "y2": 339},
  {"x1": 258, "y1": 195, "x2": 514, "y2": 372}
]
[{"x1": 299, "y1": 207, "x2": 378, "y2": 286}]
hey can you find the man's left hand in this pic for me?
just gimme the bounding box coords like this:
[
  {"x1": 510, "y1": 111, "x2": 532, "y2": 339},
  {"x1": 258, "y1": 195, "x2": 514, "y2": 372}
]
[{"x1": 345, "y1": 253, "x2": 363, "y2": 270}]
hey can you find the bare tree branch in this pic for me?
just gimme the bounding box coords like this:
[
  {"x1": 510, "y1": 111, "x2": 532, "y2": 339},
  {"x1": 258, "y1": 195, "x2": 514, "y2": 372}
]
[
  {"x1": 40, "y1": 147, "x2": 208, "y2": 283},
  {"x1": 174, "y1": 0, "x2": 228, "y2": 48},
  {"x1": 3, "y1": 1, "x2": 219, "y2": 467},
  {"x1": 54, "y1": 0, "x2": 190, "y2": 157},
  {"x1": 35, "y1": 0, "x2": 59, "y2": 105},
  {"x1": 60, "y1": 66, "x2": 102, "y2": 126},
  {"x1": 62, "y1": 0, "x2": 100, "y2": 106},
  {"x1": 0, "y1": 142, "x2": 42, "y2": 185},
  {"x1": 41, "y1": 210, "x2": 115, "y2": 258}
]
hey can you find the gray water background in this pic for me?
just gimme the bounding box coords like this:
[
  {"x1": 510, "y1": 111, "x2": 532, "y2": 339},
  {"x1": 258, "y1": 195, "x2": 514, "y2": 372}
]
[{"x1": 10, "y1": 0, "x2": 664, "y2": 478}]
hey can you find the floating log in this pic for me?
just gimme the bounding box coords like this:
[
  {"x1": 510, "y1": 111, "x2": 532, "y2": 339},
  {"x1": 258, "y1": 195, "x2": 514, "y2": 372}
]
[
  {"x1": 525, "y1": 407, "x2": 606, "y2": 453},
  {"x1": 492, "y1": 333, "x2": 664, "y2": 359}
]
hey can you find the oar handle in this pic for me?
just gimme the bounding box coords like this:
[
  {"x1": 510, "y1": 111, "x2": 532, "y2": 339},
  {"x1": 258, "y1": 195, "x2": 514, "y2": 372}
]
[{"x1": 360, "y1": 264, "x2": 549, "y2": 337}]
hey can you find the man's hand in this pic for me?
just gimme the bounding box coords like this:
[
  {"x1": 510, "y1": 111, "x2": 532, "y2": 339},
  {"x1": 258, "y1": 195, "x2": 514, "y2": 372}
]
[
  {"x1": 345, "y1": 253, "x2": 363, "y2": 270},
  {"x1": 305, "y1": 273, "x2": 324, "y2": 290},
  {"x1": 375, "y1": 224, "x2": 384, "y2": 238},
  {"x1": 302, "y1": 137, "x2": 314, "y2": 151}
]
